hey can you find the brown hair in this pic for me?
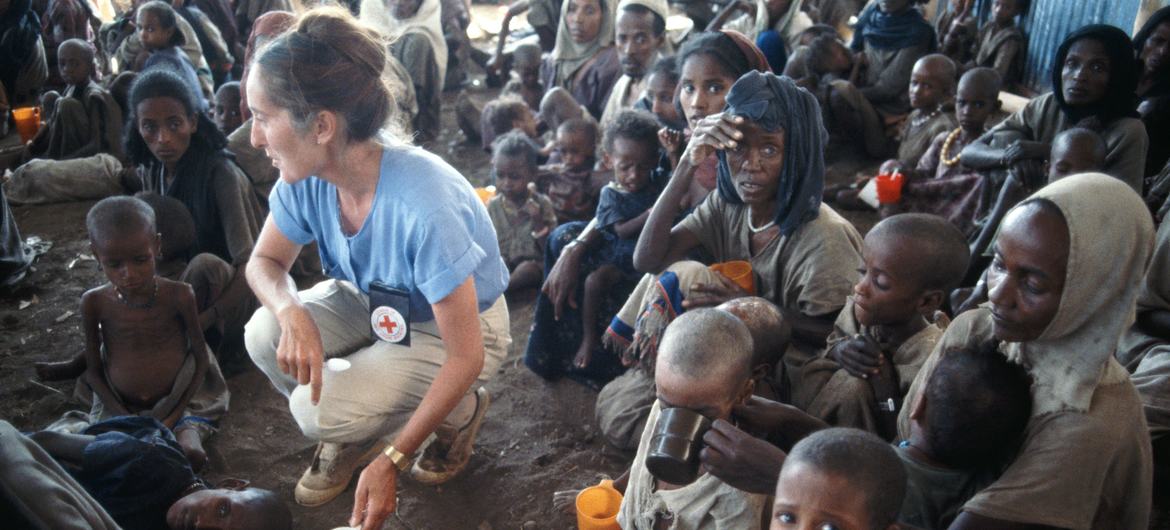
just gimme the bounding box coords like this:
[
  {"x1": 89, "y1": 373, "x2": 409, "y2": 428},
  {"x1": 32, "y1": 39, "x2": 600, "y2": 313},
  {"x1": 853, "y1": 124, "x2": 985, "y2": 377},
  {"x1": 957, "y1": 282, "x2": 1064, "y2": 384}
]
[{"x1": 253, "y1": 6, "x2": 396, "y2": 143}]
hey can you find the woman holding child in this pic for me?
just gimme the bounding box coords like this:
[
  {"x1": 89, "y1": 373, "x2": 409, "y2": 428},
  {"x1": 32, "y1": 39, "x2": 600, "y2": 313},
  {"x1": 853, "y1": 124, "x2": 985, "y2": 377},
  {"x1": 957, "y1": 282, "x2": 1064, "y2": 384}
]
[{"x1": 242, "y1": 8, "x2": 510, "y2": 529}]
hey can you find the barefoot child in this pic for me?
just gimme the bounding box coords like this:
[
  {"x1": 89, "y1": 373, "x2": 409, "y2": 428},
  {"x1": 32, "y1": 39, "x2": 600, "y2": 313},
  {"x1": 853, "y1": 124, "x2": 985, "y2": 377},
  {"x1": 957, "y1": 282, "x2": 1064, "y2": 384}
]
[
  {"x1": 617, "y1": 309, "x2": 768, "y2": 529},
  {"x1": 487, "y1": 131, "x2": 558, "y2": 293},
  {"x1": 539, "y1": 117, "x2": 602, "y2": 223},
  {"x1": 76, "y1": 196, "x2": 228, "y2": 470},
  {"x1": 25, "y1": 39, "x2": 124, "y2": 161},
  {"x1": 797, "y1": 214, "x2": 970, "y2": 439},
  {"x1": 771, "y1": 428, "x2": 906, "y2": 530},
  {"x1": 25, "y1": 416, "x2": 291, "y2": 530},
  {"x1": 574, "y1": 110, "x2": 664, "y2": 370}
]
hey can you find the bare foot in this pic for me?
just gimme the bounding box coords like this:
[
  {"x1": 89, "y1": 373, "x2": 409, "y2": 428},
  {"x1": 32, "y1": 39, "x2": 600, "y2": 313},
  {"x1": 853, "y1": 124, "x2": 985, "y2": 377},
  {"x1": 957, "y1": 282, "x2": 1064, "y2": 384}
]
[
  {"x1": 572, "y1": 343, "x2": 592, "y2": 369},
  {"x1": 176, "y1": 428, "x2": 208, "y2": 473},
  {"x1": 35, "y1": 355, "x2": 86, "y2": 381}
]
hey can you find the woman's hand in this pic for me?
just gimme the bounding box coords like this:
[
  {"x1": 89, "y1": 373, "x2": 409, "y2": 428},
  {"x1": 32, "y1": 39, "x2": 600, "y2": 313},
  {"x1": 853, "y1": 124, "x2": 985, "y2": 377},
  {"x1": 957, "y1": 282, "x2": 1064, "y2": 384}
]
[
  {"x1": 275, "y1": 305, "x2": 326, "y2": 404},
  {"x1": 681, "y1": 114, "x2": 744, "y2": 166},
  {"x1": 543, "y1": 244, "x2": 584, "y2": 320},
  {"x1": 682, "y1": 272, "x2": 746, "y2": 308},
  {"x1": 350, "y1": 456, "x2": 398, "y2": 530}
]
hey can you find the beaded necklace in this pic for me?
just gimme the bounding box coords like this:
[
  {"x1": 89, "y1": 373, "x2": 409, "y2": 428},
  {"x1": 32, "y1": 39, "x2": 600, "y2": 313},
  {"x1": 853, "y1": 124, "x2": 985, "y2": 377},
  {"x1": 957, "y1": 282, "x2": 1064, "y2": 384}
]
[
  {"x1": 116, "y1": 280, "x2": 159, "y2": 309},
  {"x1": 940, "y1": 127, "x2": 965, "y2": 167}
]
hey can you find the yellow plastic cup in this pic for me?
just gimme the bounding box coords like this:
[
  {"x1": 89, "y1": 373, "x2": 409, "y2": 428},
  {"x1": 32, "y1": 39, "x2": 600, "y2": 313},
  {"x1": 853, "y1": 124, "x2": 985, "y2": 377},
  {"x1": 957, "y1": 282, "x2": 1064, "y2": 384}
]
[
  {"x1": 576, "y1": 479, "x2": 622, "y2": 530},
  {"x1": 475, "y1": 186, "x2": 496, "y2": 205},
  {"x1": 709, "y1": 260, "x2": 756, "y2": 295},
  {"x1": 13, "y1": 106, "x2": 40, "y2": 143}
]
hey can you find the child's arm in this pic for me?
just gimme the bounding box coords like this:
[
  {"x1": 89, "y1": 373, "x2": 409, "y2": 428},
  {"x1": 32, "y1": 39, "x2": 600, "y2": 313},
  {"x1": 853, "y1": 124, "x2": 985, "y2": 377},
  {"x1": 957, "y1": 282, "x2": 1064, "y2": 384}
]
[
  {"x1": 161, "y1": 284, "x2": 209, "y2": 427},
  {"x1": 62, "y1": 97, "x2": 105, "y2": 159},
  {"x1": 612, "y1": 208, "x2": 651, "y2": 240},
  {"x1": 81, "y1": 292, "x2": 131, "y2": 417}
]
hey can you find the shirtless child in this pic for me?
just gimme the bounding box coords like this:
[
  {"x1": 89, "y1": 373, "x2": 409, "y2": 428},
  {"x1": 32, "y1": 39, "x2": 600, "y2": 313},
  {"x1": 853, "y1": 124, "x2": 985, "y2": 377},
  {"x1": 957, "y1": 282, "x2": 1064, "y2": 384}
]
[{"x1": 80, "y1": 196, "x2": 216, "y2": 469}]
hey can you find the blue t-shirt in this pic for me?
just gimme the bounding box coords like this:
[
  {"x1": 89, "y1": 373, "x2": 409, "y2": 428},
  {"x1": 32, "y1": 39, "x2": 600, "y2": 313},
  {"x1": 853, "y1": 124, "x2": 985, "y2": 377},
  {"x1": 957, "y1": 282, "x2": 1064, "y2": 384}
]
[{"x1": 270, "y1": 145, "x2": 508, "y2": 322}]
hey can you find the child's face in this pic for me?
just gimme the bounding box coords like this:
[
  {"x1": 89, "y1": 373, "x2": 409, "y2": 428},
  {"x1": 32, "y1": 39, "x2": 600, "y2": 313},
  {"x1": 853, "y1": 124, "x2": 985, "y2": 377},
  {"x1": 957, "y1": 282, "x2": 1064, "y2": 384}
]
[
  {"x1": 992, "y1": 0, "x2": 1020, "y2": 24},
  {"x1": 1047, "y1": 140, "x2": 1101, "y2": 182},
  {"x1": 607, "y1": 137, "x2": 657, "y2": 193},
  {"x1": 137, "y1": 96, "x2": 196, "y2": 170},
  {"x1": 908, "y1": 61, "x2": 952, "y2": 110},
  {"x1": 515, "y1": 108, "x2": 539, "y2": 138},
  {"x1": 494, "y1": 153, "x2": 535, "y2": 202},
  {"x1": 655, "y1": 361, "x2": 747, "y2": 423},
  {"x1": 827, "y1": 45, "x2": 853, "y2": 75},
  {"x1": 214, "y1": 89, "x2": 242, "y2": 135},
  {"x1": 645, "y1": 72, "x2": 681, "y2": 126},
  {"x1": 136, "y1": 11, "x2": 173, "y2": 51},
  {"x1": 1061, "y1": 38, "x2": 1111, "y2": 107},
  {"x1": 166, "y1": 487, "x2": 276, "y2": 530},
  {"x1": 954, "y1": 79, "x2": 998, "y2": 132},
  {"x1": 1140, "y1": 21, "x2": 1170, "y2": 75},
  {"x1": 877, "y1": 0, "x2": 911, "y2": 14},
  {"x1": 853, "y1": 234, "x2": 930, "y2": 327},
  {"x1": 987, "y1": 203, "x2": 1068, "y2": 342},
  {"x1": 615, "y1": 9, "x2": 662, "y2": 78},
  {"x1": 93, "y1": 227, "x2": 160, "y2": 297},
  {"x1": 726, "y1": 121, "x2": 785, "y2": 207},
  {"x1": 515, "y1": 59, "x2": 541, "y2": 88},
  {"x1": 771, "y1": 463, "x2": 873, "y2": 530},
  {"x1": 57, "y1": 42, "x2": 93, "y2": 86},
  {"x1": 556, "y1": 129, "x2": 594, "y2": 170},
  {"x1": 565, "y1": 0, "x2": 603, "y2": 44},
  {"x1": 679, "y1": 54, "x2": 735, "y2": 129}
]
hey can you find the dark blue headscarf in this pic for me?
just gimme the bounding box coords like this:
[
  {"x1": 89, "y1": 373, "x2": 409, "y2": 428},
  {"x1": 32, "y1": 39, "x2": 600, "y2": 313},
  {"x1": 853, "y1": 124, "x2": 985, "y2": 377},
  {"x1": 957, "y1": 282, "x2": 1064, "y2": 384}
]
[
  {"x1": 715, "y1": 71, "x2": 826, "y2": 236},
  {"x1": 849, "y1": 2, "x2": 935, "y2": 52}
]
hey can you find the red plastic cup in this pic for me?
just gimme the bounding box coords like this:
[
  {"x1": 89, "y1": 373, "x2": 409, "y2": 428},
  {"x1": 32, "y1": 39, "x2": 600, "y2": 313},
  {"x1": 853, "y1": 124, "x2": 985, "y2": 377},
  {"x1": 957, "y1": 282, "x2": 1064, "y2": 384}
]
[
  {"x1": 13, "y1": 106, "x2": 40, "y2": 143},
  {"x1": 875, "y1": 171, "x2": 905, "y2": 204}
]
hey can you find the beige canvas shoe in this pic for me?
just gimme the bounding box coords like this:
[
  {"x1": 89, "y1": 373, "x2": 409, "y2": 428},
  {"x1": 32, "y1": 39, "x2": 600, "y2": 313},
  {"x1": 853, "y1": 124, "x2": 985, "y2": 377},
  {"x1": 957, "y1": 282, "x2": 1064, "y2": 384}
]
[
  {"x1": 410, "y1": 387, "x2": 491, "y2": 485},
  {"x1": 294, "y1": 440, "x2": 382, "y2": 507}
]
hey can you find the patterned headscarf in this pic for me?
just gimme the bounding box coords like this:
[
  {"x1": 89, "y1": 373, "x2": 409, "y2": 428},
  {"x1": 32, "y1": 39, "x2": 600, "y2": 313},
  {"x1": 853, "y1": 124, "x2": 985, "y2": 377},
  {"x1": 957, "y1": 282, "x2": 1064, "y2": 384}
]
[{"x1": 715, "y1": 70, "x2": 826, "y2": 235}]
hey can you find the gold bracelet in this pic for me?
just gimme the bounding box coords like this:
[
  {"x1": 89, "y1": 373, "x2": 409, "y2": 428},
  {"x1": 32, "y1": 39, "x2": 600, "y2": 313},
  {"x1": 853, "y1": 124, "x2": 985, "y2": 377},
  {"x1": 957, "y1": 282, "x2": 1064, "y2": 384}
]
[{"x1": 382, "y1": 445, "x2": 413, "y2": 472}]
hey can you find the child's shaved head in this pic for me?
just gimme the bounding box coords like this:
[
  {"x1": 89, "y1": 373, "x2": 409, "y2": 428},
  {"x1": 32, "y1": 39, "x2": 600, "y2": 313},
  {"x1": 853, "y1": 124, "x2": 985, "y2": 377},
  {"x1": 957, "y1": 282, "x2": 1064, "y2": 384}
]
[
  {"x1": 807, "y1": 35, "x2": 850, "y2": 77},
  {"x1": 921, "y1": 341, "x2": 1032, "y2": 469},
  {"x1": 540, "y1": 87, "x2": 585, "y2": 130},
  {"x1": 867, "y1": 214, "x2": 970, "y2": 293},
  {"x1": 658, "y1": 308, "x2": 754, "y2": 392},
  {"x1": 916, "y1": 54, "x2": 957, "y2": 88},
  {"x1": 958, "y1": 67, "x2": 1002, "y2": 99},
  {"x1": 776, "y1": 428, "x2": 907, "y2": 530},
  {"x1": 909, "y1": 54, "x2": 957, "y2": 110},
  {"x1": 87, "y1": 196, "x2": 157, "y2": 245},
  {"x1": 717, "y1": 297, "x2": 791, "y2": 369},
  {"x1": 513, "y1": 42, "x2": 542, "y2": 68},
  {"x1": 1049, "y1": 127, "x2": 1106, "y2": 182},
  {"x1": 135, "y1": 192, "x2": 195, "y2": 261}
]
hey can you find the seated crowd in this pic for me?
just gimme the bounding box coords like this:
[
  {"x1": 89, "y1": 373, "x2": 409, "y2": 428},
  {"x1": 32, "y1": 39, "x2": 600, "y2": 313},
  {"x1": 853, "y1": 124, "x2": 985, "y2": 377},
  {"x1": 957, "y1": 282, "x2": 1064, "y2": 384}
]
[{"x1": 1, "y1": 0, "x2": 1169, "y2": 528}]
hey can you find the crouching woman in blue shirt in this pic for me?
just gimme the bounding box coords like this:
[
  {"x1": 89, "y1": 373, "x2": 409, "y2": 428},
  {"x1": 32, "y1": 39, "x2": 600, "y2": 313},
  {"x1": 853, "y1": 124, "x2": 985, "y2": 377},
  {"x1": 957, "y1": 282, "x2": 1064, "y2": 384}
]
[{"x1": 240, "y1": 7, "x2": 510, "y2": 529}]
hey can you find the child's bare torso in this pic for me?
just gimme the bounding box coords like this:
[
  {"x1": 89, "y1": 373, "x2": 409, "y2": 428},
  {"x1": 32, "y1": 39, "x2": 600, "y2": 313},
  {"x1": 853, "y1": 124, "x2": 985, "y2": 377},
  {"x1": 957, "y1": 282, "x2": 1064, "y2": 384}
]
[{"x1": 89, "y1": 280, "x2": 191, "y2": 410}]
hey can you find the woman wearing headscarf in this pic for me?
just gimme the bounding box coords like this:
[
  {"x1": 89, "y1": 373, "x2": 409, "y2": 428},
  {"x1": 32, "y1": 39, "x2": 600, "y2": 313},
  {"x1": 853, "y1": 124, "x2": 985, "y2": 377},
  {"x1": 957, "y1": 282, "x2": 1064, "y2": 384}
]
[
  {"x1": 1135, "y1": 6, "x2": 1170, "y2": 201},
  {"x1": 825, "y1": 0, "x2": 934, "y2": 158},
  {"x1": 540, "y1": 0, "x2": 621, "y2": 119},
  {"x1": 1, "y1": 0, "x2": 48, "y2": 108},
  {"x1": 360, "y1": 0, "x2": 446, "y2": 143},
  {"x1": 897, "y1": 174, "x2": 1154, "y2": 529},
  {"x1": 593, "y1": 71, "x2": 863, "y2": 449},
  {"x1": 963, "y1": 25, "x2": 1148, "y2": 192}
]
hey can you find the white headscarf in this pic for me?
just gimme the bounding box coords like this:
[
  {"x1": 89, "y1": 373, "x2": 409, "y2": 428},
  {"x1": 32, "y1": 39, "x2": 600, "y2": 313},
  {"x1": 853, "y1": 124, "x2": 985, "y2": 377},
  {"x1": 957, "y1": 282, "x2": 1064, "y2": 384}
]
[
  {"x1": 360, "y1": 0, "x2": 449, "y2": 86},
  {"x1": 1001, "y1": 173, "x2": 1154, "y2": 415},
  {"x1": 550, "y1": 0, "x2": 615, "y2": 87}
]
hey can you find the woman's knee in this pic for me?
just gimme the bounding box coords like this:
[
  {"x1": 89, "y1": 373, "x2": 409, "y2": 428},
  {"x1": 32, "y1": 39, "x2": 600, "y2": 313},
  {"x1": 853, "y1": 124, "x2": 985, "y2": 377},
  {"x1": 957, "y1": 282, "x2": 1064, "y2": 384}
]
[{"x1": 244, "y1": 304, "x2": 280, "y2": 363}]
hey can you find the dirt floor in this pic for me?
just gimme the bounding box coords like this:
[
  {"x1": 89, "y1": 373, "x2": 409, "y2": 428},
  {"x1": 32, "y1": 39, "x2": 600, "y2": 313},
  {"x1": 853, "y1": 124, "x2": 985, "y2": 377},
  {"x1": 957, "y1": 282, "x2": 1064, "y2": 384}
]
[{"x1": 0, "y1": 32, "x2": 881, "y2": 530}]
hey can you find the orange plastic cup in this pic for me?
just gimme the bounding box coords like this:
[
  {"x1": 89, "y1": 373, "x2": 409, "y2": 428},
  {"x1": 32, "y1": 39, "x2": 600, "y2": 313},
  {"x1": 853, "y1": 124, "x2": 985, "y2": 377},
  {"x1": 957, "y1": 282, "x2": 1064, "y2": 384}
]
[
  {"x1": 709, "y1": 260, "x2": 756, "y2": 295},
  {"x1": 576, "y1": 479, "x2": 623, "y2": 530},
  {"x1": 475, "y1": 186, "x2": 496, "y2": 205},
  {"x1": 13, "y1": 106, "x2": 40, "y2": 143},
  {"x1": 874, "y1": 171, "x2": 904, "y2": 204}
]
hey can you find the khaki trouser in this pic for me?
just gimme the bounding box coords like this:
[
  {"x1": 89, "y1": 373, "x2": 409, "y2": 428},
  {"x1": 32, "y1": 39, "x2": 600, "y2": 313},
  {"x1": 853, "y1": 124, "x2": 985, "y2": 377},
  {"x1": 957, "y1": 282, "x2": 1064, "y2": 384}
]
[{"x1": 245, "y1": 279, "x2": 511, "y2": 444}]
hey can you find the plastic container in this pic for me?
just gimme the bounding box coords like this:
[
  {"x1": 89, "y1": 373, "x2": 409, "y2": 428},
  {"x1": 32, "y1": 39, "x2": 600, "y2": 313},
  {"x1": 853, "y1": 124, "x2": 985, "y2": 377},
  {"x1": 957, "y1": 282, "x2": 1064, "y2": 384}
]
[
  {"x1": 13, "y1": 106, "x2": 39, "y2": 143},
  {"x1": 644, "y1": 407, "x2": 712, "y2": 486},
  {"x1": 576, "y1": 479, "x2": 623, "y2": 530},
  {"x1": 709, "y1": 260, "x2": 755, "y2": 295},
  {"x1": 874, "y1": 171, "x2": 905, "y2": 204},
  {"x1": 475, "y1": 186, "x2": 496, "y2": 205}
]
